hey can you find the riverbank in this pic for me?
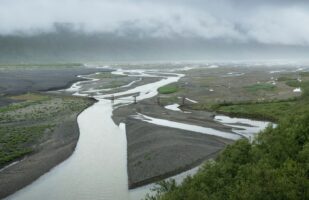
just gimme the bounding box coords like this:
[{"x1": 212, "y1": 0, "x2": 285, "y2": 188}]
[
  {"x1": 56, "y1": 66, "x2": 235, "y2": 192},
  {"x1": 1, "y1": 63, "x2": 306, "y2": 199},
  {"x1": 0, "y1": 64, "x2": 110, "y2": 107},
  {"x1": 0, "y1": 93, "x2": 96, "y2": 199},
  {"x1": 112, "y1": 92, "x2": 235, "y2": 189},
  {"x1": 112, "y1": 65, "x2": 307, "y2": 190},
  {"x1": 126, "y1": 118, "x2": 231, "y2": 189},
  {"x1": 0, "y1": 64, "x2": 103, "y2": 199}
]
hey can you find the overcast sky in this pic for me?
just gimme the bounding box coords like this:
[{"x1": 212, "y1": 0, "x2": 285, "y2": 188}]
[{"x1": 1, "y1": 0, "x2": 309, "y2": 46}]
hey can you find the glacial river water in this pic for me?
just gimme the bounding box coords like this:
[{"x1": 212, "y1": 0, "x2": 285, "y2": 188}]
[{"x1": 6, "y1": 68, "x2": 270, "y2": 200}]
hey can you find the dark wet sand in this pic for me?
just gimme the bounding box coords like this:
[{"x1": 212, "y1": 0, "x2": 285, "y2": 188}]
[
  {"x1": 125, "y1": 118, "x2": 232, "y2": 189},
  {"x1": 0, "y1": 67, "x2": 110, "y2": 107},
  {"x1": 112, "y1": 96, "x2": 234, "y2": 189}
]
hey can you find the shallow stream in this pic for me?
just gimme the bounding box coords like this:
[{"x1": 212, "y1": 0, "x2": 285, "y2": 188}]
[{"x1": 6, "y1": 68, "x2": 270, "y2": 200}]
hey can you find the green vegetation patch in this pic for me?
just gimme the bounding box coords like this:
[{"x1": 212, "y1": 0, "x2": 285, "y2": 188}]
[
  {"x1": 0, "y1": 92, "x2": 93, "y2": 166},
  {"x1": 158, "y1": 85, "x2": 179, "y2": 94},
  {"x1": 285, "y1": 79, "x2": 301, "y2": 87},
  {"x1": 0, "y1": 93, "x2": 51, "y2": 113},
  {"x1": 300, "y1": 72, "x2": 309, "y2": 77},
  {"x1": 193, "y1": 81, "x2": 309, "y2": 122},
  {"x1": 216, "y1": 101, "x2": 298, "y2": 122},
  {"x1": 146, "y1": 108, "x2": 309, "y2": 200},
  {"x1": 0, "y1": 125, "x2": 54, "y2": 166},
  {"x1": 0, "y1": 101, "x2": 33, "y2": 113},
  {"x1": 0, "y1": 93, "x2": 92, "y2": 123},
  {"x1": 277, "y1": 74, "x2": 305, "y2": 88},
  {"x1": 244, "y1": 83, "x2": 276, "y2": 93}
]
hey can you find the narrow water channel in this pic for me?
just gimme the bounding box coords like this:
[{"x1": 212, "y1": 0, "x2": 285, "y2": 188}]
[
  {"x1": 6, "y1": 70, "x2": 184, "y2": 200},
  {"x1": 7, "y1": 100, "x2": 129, "y2": 200},
  {"x1": 5, "y1": 69, "x2": 270, "y2": 200}
]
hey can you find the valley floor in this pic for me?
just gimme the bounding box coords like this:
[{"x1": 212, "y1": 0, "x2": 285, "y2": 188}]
[{"x1": 0, "y1": 63, "x2": 307, "y2": 199}]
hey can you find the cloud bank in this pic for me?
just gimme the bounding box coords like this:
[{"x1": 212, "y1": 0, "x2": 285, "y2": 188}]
[{"x1": 0, "y1": 0, "x2": 309, "y2": 46}]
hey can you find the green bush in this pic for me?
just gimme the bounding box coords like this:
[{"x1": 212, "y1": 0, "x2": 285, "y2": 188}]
[
  {"x1": 286, "y1": 80, "x2": 301, "y2": 87},
  {"x1": 158, "y1": 85, "x2": 179, "y2": 94},
  {"x1": 244, "y1": 83, "x2": 276, "y2": 93},
  {"x1": 0, "y1": 125, "x2": 53, "y2": 166},
  {"x1": 147, "y1": 81, "x2": 309, "y2": 200},
  {"x1": 146, "y1": 114, "x2": 309, "y2": 200},
  {"x1": 300, "y1": 72, "x2": 309, "y2": 77}
]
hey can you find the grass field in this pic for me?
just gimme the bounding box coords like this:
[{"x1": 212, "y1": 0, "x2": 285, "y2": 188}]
[
  {"x1": 158, "y1": 85, "x2": 179, "y2": 94},
  {"x1": 0, "y1": 93, "x2": 93, "y2": 167},
  {"x1": 191, "y1": 75, "x2": 309, "y2": 122},
  {"x1": 215, "y1": 100, "x2": 302, "y2": 122},
  {"x1": 301, "y1": 72, "x2": 309, "y2": 77},
  {"x1": 244, "y1": 83, "x2": 276, "y2": 93},
  {"x1": 0, "y1": 125, "x2": 53, "y2": 165},
  {"x1": 285, "y1": 80, "x2": 301, "y2": 87}
]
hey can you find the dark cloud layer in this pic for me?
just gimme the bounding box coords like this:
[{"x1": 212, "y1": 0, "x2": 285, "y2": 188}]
[
  {"x1": 1, "y1": 0, "x2": 309, "y2": 62},
  {"x1": 1, "y1": 0, "x2": 309, "y2": 46}
]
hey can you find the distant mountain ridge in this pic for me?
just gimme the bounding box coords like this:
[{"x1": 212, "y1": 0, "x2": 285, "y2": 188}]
[{"x1": 0, "y1": 29, "x2": 308, "y2": 63}]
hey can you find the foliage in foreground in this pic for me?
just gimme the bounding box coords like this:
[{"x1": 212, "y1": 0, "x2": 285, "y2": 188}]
[
  {"x1": 147, "y1": 80, "x2": 309, "y2": 200},
  {"x1": 146, "y1": 113, "x2": 309, "y2": 200}
]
